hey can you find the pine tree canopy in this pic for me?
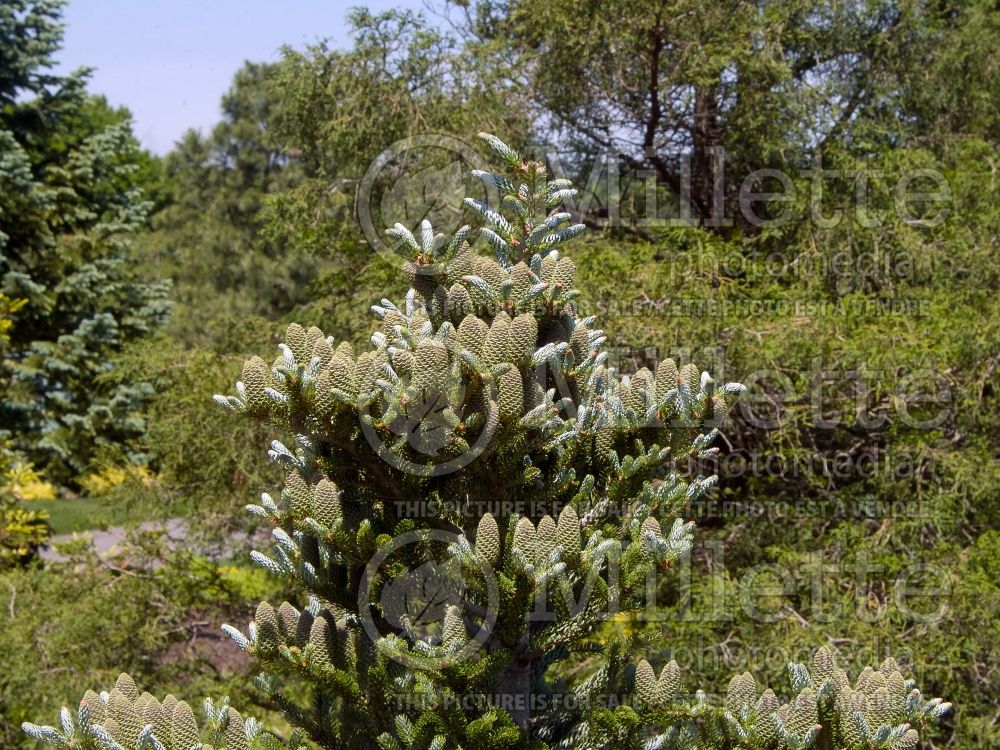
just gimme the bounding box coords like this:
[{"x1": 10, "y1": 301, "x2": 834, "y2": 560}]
[
  {"x1": 23, "y1": 134, "x2": 951, "y2": 749},
  {"x1": 0, "y1": 0, "x2": 170, "y2": 483}
]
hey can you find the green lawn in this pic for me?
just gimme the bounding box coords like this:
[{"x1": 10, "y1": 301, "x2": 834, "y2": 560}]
[{"x1": 31, "y1": 495, "x2": 170, "y2": 535}]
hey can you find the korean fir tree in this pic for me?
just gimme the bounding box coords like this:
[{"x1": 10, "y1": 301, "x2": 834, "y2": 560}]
[
  {"x1": 24, "y1": 134, "x2": 951, "y2": 749},
  {"x1": 0, "y1": 0, "x2": 170, "y2": 483}
]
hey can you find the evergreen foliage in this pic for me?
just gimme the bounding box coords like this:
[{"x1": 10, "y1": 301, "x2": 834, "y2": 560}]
[
  {"x1": 0, "y1": 292, "x2": 50, "y2": 566},
  {"x1": 2, "y1": 534, "x2": 286, "y2": 747},
  {"x1": 99, "y1": 319, "x2": 285, "y2": 532},
  {"x1": 22, "y1": 674, "x2": 297, "y2": 750},
  {"x1": 0, "y1": 0, "x2": 169, "y2": 483},
  {"x1": 471, "y1": 0, "x2": 1000, "y2": 232},
  {"x1": 138, "y1": 62, "x2": 316, "y2": 340},
  {"x1": 24, "y1": 135, "x2": 950, "y2": 749},
  {"x1": 260, "y1": 8, "x2": 533, "y2": 342}
]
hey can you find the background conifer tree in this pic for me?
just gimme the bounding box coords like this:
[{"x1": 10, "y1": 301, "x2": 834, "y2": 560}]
[
  {"x1": 24, "y1": 135, "x2": 951, "y2": 749},
  {"x1": 0, "y1": 0, "x2": 170, "y2": 483},
  {"x1": 139, "y1": 61, "x2": 316, "y2": 340},
  {"x1": 0, "y1": 292, "x2": 49, "y2": 567}
]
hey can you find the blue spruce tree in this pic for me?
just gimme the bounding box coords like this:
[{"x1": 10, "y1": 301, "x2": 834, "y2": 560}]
[{"x1": 0, "y1": 0, "x2": 170, "y2": 483}]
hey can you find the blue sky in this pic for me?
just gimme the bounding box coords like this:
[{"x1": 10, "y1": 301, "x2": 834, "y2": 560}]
[{"x1": 53, "y1": 0, "x2": 428, "y2": 154}]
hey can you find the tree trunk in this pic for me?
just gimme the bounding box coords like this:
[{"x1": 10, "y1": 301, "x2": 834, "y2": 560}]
[
  {"x1": 497, "y1": 656, "x2": 533, "y2": 731},
  {"x1": 692, "y1": 84, "x2": 722, "y2": 225}
]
